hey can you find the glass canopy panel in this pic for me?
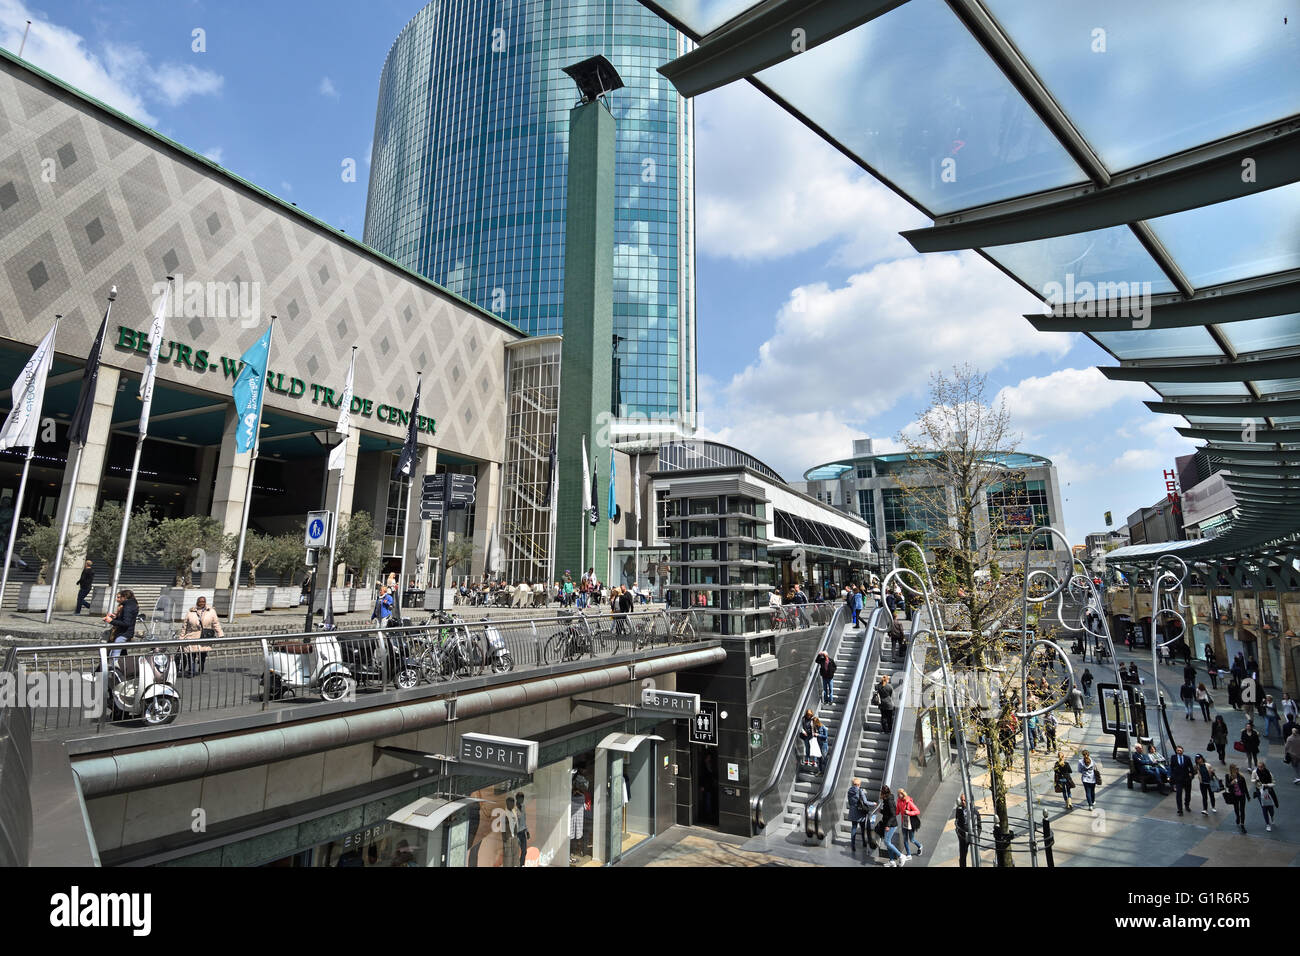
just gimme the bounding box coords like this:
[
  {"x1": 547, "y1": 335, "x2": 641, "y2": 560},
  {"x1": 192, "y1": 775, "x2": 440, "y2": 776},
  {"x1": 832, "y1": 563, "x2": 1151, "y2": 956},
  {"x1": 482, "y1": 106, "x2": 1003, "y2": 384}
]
[
  {"x1": 985, "y1": 225, "x2": 1178, "y2": 307},
  {"x1": 982, "y1": 0, "x2": 1300, "y2": 172},
  {"x1": 1253, "y1": 378, "x2": 1300, "y2": 395},
  {"x1": 1185, "y1": 415, "x2": 1268, "y2": 425},
  {"x1": 1093, "y1": 325, "x2": 1221, "y2": 360},
  {"x1": 1221, "y1": 313, "x2": 1300, "y2": 354},
  {"x1": 1149, "y1": 381, "x2": 1249, "y2": 397},
  {"x1": 1146, "y1": 184, "x2": 1300, "y2": 289},
  {"x1": 755, "y1": 0, "x2": 1087, "y2": 214},
  {"x1": 647, "y1": 0, "x2": 761, "y2": 35}
]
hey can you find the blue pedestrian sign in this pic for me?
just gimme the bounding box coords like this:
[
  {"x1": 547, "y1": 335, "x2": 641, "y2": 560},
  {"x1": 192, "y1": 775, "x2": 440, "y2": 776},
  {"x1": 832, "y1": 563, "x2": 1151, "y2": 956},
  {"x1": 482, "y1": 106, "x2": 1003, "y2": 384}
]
[{"x1": 305, "y1": 510, "x2": 332, "y2": 548}]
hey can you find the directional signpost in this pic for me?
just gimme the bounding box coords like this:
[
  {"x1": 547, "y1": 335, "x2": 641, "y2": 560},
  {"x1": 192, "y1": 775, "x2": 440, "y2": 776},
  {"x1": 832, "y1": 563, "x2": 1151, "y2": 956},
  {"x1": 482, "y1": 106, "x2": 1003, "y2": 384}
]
[{"x1": 430, "y1": 473, "x2": 477, "y2": 611}]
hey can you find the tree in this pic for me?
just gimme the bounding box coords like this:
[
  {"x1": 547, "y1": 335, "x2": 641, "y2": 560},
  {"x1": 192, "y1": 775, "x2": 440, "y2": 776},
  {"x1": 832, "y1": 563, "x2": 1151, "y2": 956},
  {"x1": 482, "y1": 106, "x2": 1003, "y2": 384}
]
[
  {"x1": 154, "y1": 515, "x2": 224, "y2": 587},
  {"x1": 337, "y1": 511, "x2": 380, "y2": 587},
  {"x1": 84, "y1": 503, "x2": 155, "y2": 566},
  {"x1": 441, "y1": 533, "x2": 475, "y2": 585},
  {"x1": 269, "y1": 532, "x2": 307, "y2": 586},
  {"x1": 222, "y1": 531, "x2": 277, "y2": 588},
  {"x1": 895, "y1": 530, "x2": 928, "y2": 610},
  {"x1": 18, "y1": 517, "x2": 76, "y2": 585},
  {"x1": 894, "y1": 363, "x2": 1036, "y2": 866}
]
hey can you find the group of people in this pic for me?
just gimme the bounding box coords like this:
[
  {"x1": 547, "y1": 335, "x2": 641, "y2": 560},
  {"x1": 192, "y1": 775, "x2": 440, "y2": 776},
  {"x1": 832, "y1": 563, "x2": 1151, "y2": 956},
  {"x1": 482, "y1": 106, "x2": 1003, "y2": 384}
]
[
  {"x1": 845, "y1": 780, "x2": 923, "y2": 866},
  {"x1": 101, "y1": 587, "x2": 223, "y2": 678}
]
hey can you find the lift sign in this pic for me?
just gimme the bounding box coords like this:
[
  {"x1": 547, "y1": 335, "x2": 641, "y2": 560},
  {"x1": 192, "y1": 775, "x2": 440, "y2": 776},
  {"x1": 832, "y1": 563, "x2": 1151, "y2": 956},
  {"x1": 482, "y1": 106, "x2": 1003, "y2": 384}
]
[{"x1": 459, "y1": 733, "x2": 539, "y2": 774}]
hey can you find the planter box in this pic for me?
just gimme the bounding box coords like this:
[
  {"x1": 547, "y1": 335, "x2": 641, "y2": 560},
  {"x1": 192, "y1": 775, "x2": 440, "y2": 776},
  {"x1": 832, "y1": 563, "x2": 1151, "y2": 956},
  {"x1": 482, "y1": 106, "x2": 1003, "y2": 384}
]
[
  {"x1": 212, "y1": 588, "x2": 254, "y2": 618},
  {"x1": 270, "y1": 586, "x2": 299, "y2": 609},
  {"x1": 158, "y1": 588, "x2": 215, "y2": 621},
  {"x1": 244, "y1": 586, "x2": 272, "y2": 612},
  {"x1": 346, "y1": 588, "x2": 361, "y2": 613},
  {"x1": 17, "y1": 583, "x2": 51, "y2": 613}
]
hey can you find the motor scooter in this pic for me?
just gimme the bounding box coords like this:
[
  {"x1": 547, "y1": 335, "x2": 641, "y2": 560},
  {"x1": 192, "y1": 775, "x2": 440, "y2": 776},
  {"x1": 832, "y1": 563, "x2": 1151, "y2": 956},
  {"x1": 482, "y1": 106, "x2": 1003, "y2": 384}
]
[
  {"x1": 480, "y1": 617, "x2": 514, "y2": 674},
  {"x1": 262, "y1": 624, "x2": 354, "y2": 701},
  {"x1": 88, "y1": 604, "x2": 182, "y2": 725}
]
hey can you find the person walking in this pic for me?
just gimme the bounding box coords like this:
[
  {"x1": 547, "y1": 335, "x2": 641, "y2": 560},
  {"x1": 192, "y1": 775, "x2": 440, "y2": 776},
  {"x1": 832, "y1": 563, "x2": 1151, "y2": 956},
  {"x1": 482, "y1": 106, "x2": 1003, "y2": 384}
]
[
  {"x1": 1227, "y1": 676, "x2": 1242, "y2": 711},
  {"x1": 852, "y1": 586, "x2": 864, "y2": 629},
  {"x1": 1045, "y1": 711, "x2": 1059, "y2": 752},
  {"x1": 1211, "y1": 715, "x2": 1229, "y2": 764},
  {"x1": 514, "y1": 792, "x2": 531, "y2": 867},
  {"x1": 1027, "y1": 713, "x2": 1041, "y2": 752},
  {"x1": 1053, "y1": 753, "x2": 1075, "y2": 810},
  {"x1": 1225, "y1": 764, "x2": 1250, "y2": 833},
  {"x1": 1169, "y1": 745, "x2": 1195, "y2": 816},
  {"x1": 877, "y1": 785, "x2": 906, "y2": 866},
  {"x1": 814, "y1": 717, "x2": 829, "y2": 774},
  {"x1": 1183, "y1": 660, "x2": 1197, "y2": 686},
  {"x1": 1195, "y1": 683, "x2": 1212, "y2": 722},
  {"x1": 1207, "y1": 664, "x2": 1219, "y2": 690},
  {"x1": 1241, "y1": 720, "x2": 1262, "y2": 769},
  {"x1": 180, "y1": 595, "x2": 222, "y2": 677},
  {"x1": 875, "y1": 675, "x2": 896, "y2": 734},
  {"x1": 1252, "y1": 761, "x2": 1279, "y2": 832},
  {"x1": 1264, "y1": 696, "x2": 1282, "y2": 740},
  {"x1": 1194, "y1": 754, "x2": 1219, "y2": 815},
  {"x1": 896, "y1": 788, "x2": 923, "y2": 857},
  {"x1": 370, "y1": 584, "x2": 393, "y2": 629},
  {"x1": 954, "y1": 793, "x2": 980, "y2": 868},
  {"x1": 1077, "y1": 750, "x2": 1101, "y2": 811},
  {"x1": 1284, "y1": 727, "x2": 1300, "y2": 783},
  {"x1": 1069, "y1": 685, "x2": 1085, "y2": 725},
  {"x1": 1081, "y1": 667, "x2": 1094, "y2": 700},
  {"x1": 799, "y1": 708, "x2": 815, "y2": 763},
  {"x1": 846, "y1": 777, "x2": 874, "y2": 853},
  {"x1": 1283, "y1": 693, "x2": 1298, "y2": 725},
  {"x1": 816, "y1": 651, "x2": 837, "y2": 706},
  {"x1": 844, "y1": 585, "x2": 856, "y2": 628},
  {"x1": 74, "y1": 560, "x2": 94, "y2": 614},
  {"x1": 1180, "y1": 680, "x2": 1196, "y2": 720}
]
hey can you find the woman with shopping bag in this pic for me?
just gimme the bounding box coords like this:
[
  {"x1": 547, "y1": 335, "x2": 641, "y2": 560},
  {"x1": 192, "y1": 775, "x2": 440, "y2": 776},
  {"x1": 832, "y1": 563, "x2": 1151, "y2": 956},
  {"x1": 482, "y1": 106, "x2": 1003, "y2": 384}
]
[{"x1": 180, "y1": 595, "x2": 222, "y2": 677}]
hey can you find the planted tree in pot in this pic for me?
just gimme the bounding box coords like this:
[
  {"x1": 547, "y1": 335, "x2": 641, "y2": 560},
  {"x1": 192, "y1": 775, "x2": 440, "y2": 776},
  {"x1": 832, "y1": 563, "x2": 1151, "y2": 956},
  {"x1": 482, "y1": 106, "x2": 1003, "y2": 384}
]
[
  {"x1": 337, "y1": 511, "x2": 380, "y2": 612},
  {"x1": 16, "y1": 517, "x2": 77, "y2": 611},
  {"x1": 154, "y1": 515, "x2": 223, "y2": 620},
  {"x1": 83, "y1": 503, "x2": 155, "y2": 615},
  {"x1": 222, "y1": 531, "x2": 277, "y2": 611},
  {"x1": 269, "y1": 531, "x2": 308, "y2": 608}
]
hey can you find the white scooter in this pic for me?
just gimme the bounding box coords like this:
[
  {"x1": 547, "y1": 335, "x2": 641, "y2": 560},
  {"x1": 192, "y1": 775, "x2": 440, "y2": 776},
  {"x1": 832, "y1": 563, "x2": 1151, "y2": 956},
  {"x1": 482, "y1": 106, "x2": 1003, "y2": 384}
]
[
  {"x1": 93, "y1": 601, "x2": 182, "y2": 725},
  {"x1": 262, "y1": 626, "x2": 354, "y2": 701}
]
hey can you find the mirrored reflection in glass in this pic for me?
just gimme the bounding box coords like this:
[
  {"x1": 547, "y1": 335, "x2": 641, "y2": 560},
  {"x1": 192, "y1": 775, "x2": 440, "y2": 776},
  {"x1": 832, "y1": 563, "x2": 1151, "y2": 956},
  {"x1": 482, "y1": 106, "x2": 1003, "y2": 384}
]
[
  {"x1": 756, "y1": 0, "x2": 1085, "y2": 214},
  {"x1": 649, "y1": 0, "x2": 759, "y2": 34},
  {"x1": 1147, "y1": 184, "x2": 1300, "y2": 289},
  {"x1": 983, "y1": 0, "x2": 1300, "y2": 172},
  {"x1": 1252, "y1": 379, "x2": 1300, "y2": 395}
]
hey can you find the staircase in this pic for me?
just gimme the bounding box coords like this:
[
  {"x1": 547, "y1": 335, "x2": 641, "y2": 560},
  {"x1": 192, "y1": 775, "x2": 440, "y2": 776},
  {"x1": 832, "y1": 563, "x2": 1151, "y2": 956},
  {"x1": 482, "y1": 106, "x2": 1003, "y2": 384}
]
[
  {"x1": 783, "y1": 623, "x2": 865, "y2": 828},
  {"x1": 833, "y1": 640, "x2": 907, "y2": 844}
]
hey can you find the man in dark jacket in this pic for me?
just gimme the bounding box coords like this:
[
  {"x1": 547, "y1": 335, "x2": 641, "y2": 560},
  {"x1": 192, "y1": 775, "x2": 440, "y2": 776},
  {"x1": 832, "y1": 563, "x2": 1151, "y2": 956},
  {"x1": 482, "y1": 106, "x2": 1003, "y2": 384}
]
[
  {"x1": 877, "y1": 675, "x2": 896, "y2": 734},
  {"x1": 816, "y1": 651, "x2": 837, "y2": 705},
  {"x1": 954, "y1": 793, "x2": 980, "y2": 868},
  {"x1": 846, "y1": 777, "x2": 874, "y2": 852},
  {"x1": 1169, "y1": 745, "x2": 1195, "y2": 815},
  {"x1": 1183, "y1": 661, "x2": 1197, "y2": 685},
  {"x1": 75, "y1": 560, "x2": 94, "y2": 614}
]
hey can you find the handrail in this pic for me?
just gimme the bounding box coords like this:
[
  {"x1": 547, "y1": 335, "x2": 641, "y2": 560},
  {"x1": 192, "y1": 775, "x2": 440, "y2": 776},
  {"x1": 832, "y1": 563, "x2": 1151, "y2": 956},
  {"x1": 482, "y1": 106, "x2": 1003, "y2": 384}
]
[
  {"x1": 882, "y1": 606, "x2": 927, "y2": 792},
  {"x1": 750, "y1": 603, "x2": 846, "y2": 832},
  {"x1": 806, "y1": 604, "x2": 888, "y2": 841},
  {"x1": 0, "y1": 643, "x2": 32, "y2": 867}
]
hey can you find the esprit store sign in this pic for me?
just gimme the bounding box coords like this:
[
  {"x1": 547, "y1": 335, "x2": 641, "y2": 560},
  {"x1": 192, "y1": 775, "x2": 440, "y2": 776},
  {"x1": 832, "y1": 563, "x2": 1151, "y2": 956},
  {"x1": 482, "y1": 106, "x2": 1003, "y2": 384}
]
[{"x1": 114, "y1": 325, "x2": 436, "y2": 435}]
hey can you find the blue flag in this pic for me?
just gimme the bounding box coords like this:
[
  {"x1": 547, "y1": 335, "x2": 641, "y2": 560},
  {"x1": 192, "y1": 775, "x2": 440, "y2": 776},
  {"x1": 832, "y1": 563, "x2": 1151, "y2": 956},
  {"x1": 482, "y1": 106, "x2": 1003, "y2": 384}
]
[
  {"x1": 608, "y1": 453, "x2": 619, "y2": 521},
  {"x1": 231, "y1": 325, "x2": 272, "y2": 453}
]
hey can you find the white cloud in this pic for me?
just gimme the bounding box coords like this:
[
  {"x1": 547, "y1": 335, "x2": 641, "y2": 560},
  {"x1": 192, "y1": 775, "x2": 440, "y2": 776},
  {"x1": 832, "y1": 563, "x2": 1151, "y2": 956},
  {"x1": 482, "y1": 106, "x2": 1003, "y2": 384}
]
[
  {"x1": 203, "y1": 146, "x2": 223, "y2": 164},
  {"x1": 0, "y1": 0, "x2": 222, "y2": 125},
  {"x1": 319, "y1": 76, "x2": 338, "y2": 98},
  {"x1": 694, "y1": 81, "x2": 925, "y2": 268},
  {"x1": 995, "y1": 367, "x2": 1152, "y2": 433}
]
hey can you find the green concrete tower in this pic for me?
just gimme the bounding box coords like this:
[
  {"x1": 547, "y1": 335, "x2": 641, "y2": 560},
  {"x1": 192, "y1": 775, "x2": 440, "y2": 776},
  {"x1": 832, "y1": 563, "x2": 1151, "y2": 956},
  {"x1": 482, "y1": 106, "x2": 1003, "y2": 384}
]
[{"x1": 556, "y1": 94, "x2": 616, "y2": 581}]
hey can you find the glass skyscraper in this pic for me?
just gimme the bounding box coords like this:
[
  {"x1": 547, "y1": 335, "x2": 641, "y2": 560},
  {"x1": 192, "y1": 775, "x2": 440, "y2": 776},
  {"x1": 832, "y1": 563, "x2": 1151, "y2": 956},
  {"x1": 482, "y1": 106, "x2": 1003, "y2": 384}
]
[{"x1": 364, "y1": 0, "x2": 697, "y2": 435}]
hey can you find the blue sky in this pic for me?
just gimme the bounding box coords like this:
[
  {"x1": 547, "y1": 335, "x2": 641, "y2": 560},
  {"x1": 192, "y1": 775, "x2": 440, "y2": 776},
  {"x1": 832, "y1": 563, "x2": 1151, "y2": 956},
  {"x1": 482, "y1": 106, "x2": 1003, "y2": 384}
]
[{"x1": 1, "y1": 0, "x2": 1198, "y2": 543}]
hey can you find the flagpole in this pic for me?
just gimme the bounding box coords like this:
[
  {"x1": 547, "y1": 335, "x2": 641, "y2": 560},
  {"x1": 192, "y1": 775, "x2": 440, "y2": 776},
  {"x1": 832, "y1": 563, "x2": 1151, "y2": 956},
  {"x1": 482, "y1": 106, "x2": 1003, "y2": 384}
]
[
  {"x1": 228, "y1": 317, "x2": 275, "y2": 624},
  {"x1": 0, "y1": 445, "x2": 35, "y2": 611},
  {"x1": 46, "y1": 291, "x2": 115, "y2": 623},
  {"x1": 546, "y1": 428, "x2": 558, "y2": 591},
  {"x1": 397, "y1": 371, "x2": 422, "y2": 620},
  {"x1": 323, "y1": 345, "x2": 357, "y2": 610},
  {"x1": 108, "y1": 278, "x2": 172, "y2": 610}
]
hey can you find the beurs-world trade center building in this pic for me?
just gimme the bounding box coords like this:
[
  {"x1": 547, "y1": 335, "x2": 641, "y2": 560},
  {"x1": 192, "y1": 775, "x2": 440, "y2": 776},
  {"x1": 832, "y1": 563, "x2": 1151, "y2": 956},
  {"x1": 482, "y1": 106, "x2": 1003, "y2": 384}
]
[{"x1": 363, "y1": 0, "x2": 698, "y2": 439}]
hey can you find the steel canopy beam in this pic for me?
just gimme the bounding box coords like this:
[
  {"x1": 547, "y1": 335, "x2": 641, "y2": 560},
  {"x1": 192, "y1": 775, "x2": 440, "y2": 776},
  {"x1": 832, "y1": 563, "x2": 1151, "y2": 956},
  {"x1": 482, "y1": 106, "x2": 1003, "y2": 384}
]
[
  {"x1": 1177, "y1": 426, "x2": 1299, "y2": 442},
  {"x1": 1103, "y1": 354, "x2": 1300, "y2": 384},
  {"x1": 1025, "y1": 274, "x2": 1300, "y2": 332},
  {"x1": 1147, "y1": 398, "x2": 1300, "y2": 417},
  {"x1": 656, "y1": 0, "x2": 909, "y2": 99},
  {"x1": 901, "y1": 127, "x2": 1300, "y2": 253}
]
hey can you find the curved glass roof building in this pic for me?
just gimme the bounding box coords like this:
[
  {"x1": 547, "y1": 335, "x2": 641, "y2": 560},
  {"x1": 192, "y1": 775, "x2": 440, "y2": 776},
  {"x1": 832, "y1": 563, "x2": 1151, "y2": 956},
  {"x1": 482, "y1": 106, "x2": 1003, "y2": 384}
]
[{"x1": 364, "y1": 0, "x2": 697, "y2": 435}]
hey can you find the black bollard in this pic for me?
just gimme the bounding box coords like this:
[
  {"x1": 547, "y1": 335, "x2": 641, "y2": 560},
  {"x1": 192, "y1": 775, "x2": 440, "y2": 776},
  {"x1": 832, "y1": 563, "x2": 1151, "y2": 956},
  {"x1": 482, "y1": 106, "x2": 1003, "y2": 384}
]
[
  {"x1": 993, "y1": 824, "x2": 1012, "y2": 867},
  {"x1": 1042, "y1": 810, "x2": 1055, "y2": 868}
]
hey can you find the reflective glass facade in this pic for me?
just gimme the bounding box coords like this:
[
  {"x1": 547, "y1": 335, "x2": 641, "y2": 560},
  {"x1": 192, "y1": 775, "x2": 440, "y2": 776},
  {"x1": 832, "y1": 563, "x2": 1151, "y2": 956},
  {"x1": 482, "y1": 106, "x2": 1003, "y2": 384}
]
[{"x1": 365, "y1": 0, "x2": 697, "y2": 432}]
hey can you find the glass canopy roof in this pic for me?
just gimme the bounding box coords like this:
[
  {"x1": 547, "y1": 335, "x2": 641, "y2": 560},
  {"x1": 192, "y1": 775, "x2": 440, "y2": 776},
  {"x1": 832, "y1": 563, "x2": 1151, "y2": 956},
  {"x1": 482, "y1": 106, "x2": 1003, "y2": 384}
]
[{"x1": 641, "y1": 0, "x2": 1300, "y2": 564}]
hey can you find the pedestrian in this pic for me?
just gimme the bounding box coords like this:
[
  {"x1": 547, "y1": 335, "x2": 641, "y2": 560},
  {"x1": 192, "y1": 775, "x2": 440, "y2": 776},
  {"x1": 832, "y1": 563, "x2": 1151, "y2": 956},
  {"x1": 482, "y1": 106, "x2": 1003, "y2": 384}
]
[
  {"x1": 1194, "y1": 754, "x2": 1219, "y2": 815},
  {"x1": 180, "y1": 595, "x2": 222, "y2": 677},
  {"x1": 1224, "y1": 764, "x2": 1250, "y2": 833},
  {"x1": 888, "y1": 613, "x2": 905, "y2": 661},
  {"x1": 846, "y1": 777, "x2": 874, "y2": 853},
  {"x1": 1284, "y1": 714, "x2": 1299, "y2": 743},
  {"x1": 514, "y1": 792, "x2": 530, "y2": 867},
  {"x1": 1169, "y1": 745, "x2": 1194, "y2": 816},
  {"x1": 1228, "y1": 676, "x2": 1242, "y2": 711},
  {"x1": 1069, "y1": 685, "x2": 1085, "y2": 725},
  {"x1": 1081, "y1": 667, "x2": 1094, "y2": 699},
  {"x1": 875, "y1": 675, "x2": 896, "y2": 734},
  {"x1": 1183, "y1": 661, "x2": 1197, "y2": 686},
  {"x1": 1211, "y1": 715, "x2": 1229, "y2": 764},
  {"x1": 844, "y1": 585, "x2": 856, "y2": 628},
  {"x1": 1053, "y1": 752, "x2": 1075, "y2": 809},
  {"x1": 1195, "y1": 682, "x2": 1212, "y2": 721},
  {"x1": 896, "y1": 787, "x2": 923, "y2": 857},
  {"x1": 877, "y1": 785, "x2": 906, "y2": 866},
  {"x1": 1027, "y1": 713, "x2": 1041, "y2": 752},
  {"x1": 954, "y1": 793, "x2": 980, "y2": 868},
  {"x1": 1286, "y1": 727, "x2": 1300, "y2": 783},
  {"x1": 371, "y1": 584, "x2": 393, "y2": 628},
  {"x1": 74, "y1": 560, "x2": 94, "y2": 614},
  {"x1": 1180, "y1": 680, "x2": 1196, "y2": 720},
  {"x1": 1077, "y1": 750, "x2": 1101, "y2": 810},
  {"x1": 1264, "y1": 695, "x2": 1282, "y2": 740},
  {"x1": 1283, "y1": 693, "x2": 1298, "y2": 725},
  {"x1": 814, "y1": 717, "x2": 829, "y2": 774},
  {"x1": 1045, "y1": 711, "x2": 1058, "y2": 751},
  {"x1": 799, "y1": 708, "x2": 814, "y2": 763},
  {"x1": 1241, "y1": 720, "x2": 1262, "y2": 769},
  {"x1": 1241, "y1": 675, "x2": 1258, "y2": 714},
  {"x1": 1207, "y1": 665, "x2": 1219, "y2": 690},
  {"x1": 852, "y1": 586, "x2": 864, "y2": 628},
  {"x1": 1252, "y1": 761, "x2": 1279, "y2": 831},
  {"x1": 816, "y1": 651, "x2": 837, "y2": 705}
]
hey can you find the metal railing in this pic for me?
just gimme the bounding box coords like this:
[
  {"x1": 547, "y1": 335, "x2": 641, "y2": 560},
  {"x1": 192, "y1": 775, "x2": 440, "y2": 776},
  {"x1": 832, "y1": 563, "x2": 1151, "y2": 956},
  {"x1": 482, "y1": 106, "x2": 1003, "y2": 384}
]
[
  {"x1": 750, "y1": 602, "x2": 846, "y2": 832},
  {"x1": 0, "y1": 644, "x2": 32, "y2": 867},
  {"x1": 9, "y1": 606, "x2": 712, "y2": 739},
  {"x1": 805, "y1": 605, "x2": 889, "y2": 841}
]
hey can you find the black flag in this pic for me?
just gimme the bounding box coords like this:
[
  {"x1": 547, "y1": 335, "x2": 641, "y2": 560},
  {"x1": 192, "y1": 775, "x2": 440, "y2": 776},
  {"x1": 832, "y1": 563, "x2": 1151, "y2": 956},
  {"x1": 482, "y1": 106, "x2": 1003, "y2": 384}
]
[
  {"x1": 590, "y1": 456, "x2": 599, "y2": 525},
  {"x1": 392, "y1": 375, "x2": 422, "y2": 479},
  {"x1": 543, "y1": 427, "x2": 557, "y2": 508},
  {"x1": 67, "y1": 302, "x2": 110, "y2": 446}
]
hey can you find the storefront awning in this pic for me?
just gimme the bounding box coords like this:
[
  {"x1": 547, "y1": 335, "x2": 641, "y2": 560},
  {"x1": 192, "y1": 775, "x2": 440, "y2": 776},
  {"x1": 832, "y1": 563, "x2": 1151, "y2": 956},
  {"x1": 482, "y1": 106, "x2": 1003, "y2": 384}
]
[
  {"x1": 387, "y1": 796, "x2": 479, "y2": 832},
  {"x1": 597, "y1": 732, "x2": 664, "y2": 754}
]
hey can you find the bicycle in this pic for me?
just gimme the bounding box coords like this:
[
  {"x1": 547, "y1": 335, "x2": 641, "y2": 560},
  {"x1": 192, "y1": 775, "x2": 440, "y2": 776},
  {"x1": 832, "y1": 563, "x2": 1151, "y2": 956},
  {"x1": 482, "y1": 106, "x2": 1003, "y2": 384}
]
[
  {"x1": 543, "y1": 614, "x2": 593, "y2": 664},
  {"x1": 631, "y1": 616, "x2": 659, "y2": 651},
  {"x1": 668, "y1": 615, "x2": 697, "y2": 644}
]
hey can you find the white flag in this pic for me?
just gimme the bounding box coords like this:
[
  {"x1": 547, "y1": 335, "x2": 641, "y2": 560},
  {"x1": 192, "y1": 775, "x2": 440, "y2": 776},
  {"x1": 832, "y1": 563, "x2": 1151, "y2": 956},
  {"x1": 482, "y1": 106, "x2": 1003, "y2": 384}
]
[
  {"x1": 0, "y1": 323, "x2": 56, "y2": 452},
  {"x1": 581, "y1": 435, "x2": 592, "y2": 517},
  {"x1": 328, "y1": 434, "x2": 348, "y2": 472},
  {"x1": 336, "y1": 348, "x2": 356, "y2": 436},
  {"x1": 633, "y1": 455, "x2": 640, "y2": 522},
  {"x1": 138, "y1": 283, "x2": 170, "y2": 437}
]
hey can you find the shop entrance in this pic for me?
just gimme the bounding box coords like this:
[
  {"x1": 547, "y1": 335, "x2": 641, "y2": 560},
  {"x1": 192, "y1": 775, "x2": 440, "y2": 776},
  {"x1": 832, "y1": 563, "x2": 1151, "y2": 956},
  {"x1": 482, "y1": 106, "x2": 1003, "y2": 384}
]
[
  {"x1": 691, "y1": 746, "x2": 720, "y2": 827},
  {"x1": 594, "y1": 733, "x2": 659, "y2": 864}
]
